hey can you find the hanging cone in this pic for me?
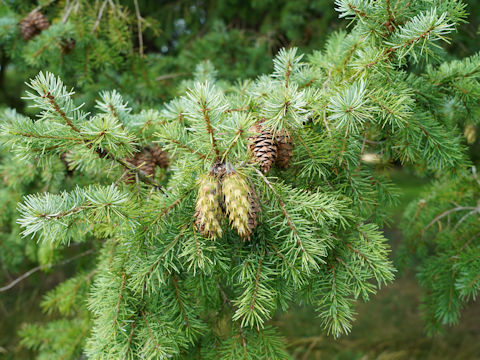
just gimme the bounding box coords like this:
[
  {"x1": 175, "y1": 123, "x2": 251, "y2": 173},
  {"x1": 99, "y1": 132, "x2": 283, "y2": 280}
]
[
  {"x1": 31, "y1": 10, "x2": 50, "y2": 30},
  {"x1": 248, "y1": 120, "x2": 277, "y2": 173},
  {"x1": 124, "y1": 149, "x2": 156, "y2": 183},
  {"x1": 222, "y1": 171, "x2": 254, "y2": 239},
  {"x1": 19, "y1": 16, "x2": 39, "y2": 41},
  {"x1": 60, "y1": 152, "x2": 74, "y2": 176},
  {"x1": 19, "y1": 10, "x2": 49, "y2": 41},
  {"x1": 464, "y1": 124, "x2": 477, "y2": 145},
  {"x1": 149, "y1": 146, "x2": 169, "y2": 168},
  {"x1": 246, "y1": 185, "x2": 260, "y2": 240},
  {"x1": 195, "y1": 174, "x2": 223, "y2": 239},
  {"x1": 60, "y1": 38, "x2": 76, "y2": 54},
  {"x1": 275, "y1": 130, "x2": 293, "y2": 169}
]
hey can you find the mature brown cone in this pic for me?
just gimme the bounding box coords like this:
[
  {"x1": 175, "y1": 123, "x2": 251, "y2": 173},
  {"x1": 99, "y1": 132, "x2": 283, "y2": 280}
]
[
  {"x1": 248, "y1": 121, "x2": 277, "y2": 173},
  {"x1": 149, "y1": 146, "x2": 169, "y2": 168},
  {"x1": 246, "y1": 185, "x2": 260, "y2": 240},
  {"x1": 124, "y1": 149, "x2": 156, "y2": 183},
  {"x1": 31, "y1": 11, "x2": 50, "y2": 30},
  {"x1": 275, "y1": 130, "x2": 293, "y2": 169},
  {"x1": 60, "y1": 152, "x2": 74, "y2": 176},
  {"x1": 19, "y1": 16, "x2": 39, "y2": 41},
  {"x1": 60, "y1": 38, "x2": 76, "y2": 54}
]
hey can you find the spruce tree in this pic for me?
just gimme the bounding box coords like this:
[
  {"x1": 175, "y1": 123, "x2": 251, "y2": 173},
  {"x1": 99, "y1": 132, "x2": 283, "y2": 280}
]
[{"x1": 1, "y1": 0, "x2": 480, "y2": 358}]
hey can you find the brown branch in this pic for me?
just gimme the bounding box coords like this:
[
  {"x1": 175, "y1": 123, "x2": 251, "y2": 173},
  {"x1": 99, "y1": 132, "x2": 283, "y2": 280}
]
[
  {"x1": 45, "y1": 93, "x2": 81, "y2": 133},
  {"x1": 217, "y1": 283, "x2": 248, "y2": 355},
  {"x1": 422, "y1": 206, "x2": 477, "y2": 235},
  {"x1": 171, "y1": 275, "x2": 190, "y2": 329},
  {"x1": 141, "y1": 311, "x2": 163, "y2": 353},
  {"x1": 166, "y1": 138, "x2": 207, "y2": 160},
  {"x1": 92, "y1": 0, "x2": 108, "y2": 33},
  {"x1": 249, "y1": 255, "x2": 264, "y2": 310},
  {"x1": 0, "y1": 249, "x2": 94, "y2": 292},
  {"x1": 113, "y1": 272, "x2": 126, "y2": 325},
  {"x1": 133, "y1": 0, "x2": 144, "y2": 57},
  {"x1": 200, "y1": 106, "x2": 220, "y2": 158},
  {"x1": 155, "y1": 72, "x2": 189, "y2": 81},
  {"x1": 252, "y1": 167, "x2": 304, "y2": 251},
  {"x1": 9, "y1": 131, "x2": 83, "y2": 142},
  {"x1": 221, "y1": 128, "x2": 243, "y2": 160},
  {"x1": 150, "y1": 192, "x2": 193, "y2": 225}
]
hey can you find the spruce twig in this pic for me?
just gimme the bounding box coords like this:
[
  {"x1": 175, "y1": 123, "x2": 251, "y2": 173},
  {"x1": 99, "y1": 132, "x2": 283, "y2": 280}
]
[{"x1": 0, "y1": 249, "x2": 94, "y2": 292}]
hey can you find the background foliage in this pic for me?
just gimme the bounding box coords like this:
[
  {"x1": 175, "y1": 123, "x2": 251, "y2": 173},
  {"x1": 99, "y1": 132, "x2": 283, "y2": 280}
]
[{"x1": 1, "y1": 0, "x2": 480, "y2": 359}]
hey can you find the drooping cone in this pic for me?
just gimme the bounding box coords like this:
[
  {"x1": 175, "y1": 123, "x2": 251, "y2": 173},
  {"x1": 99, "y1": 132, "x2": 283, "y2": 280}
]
[
  {"x1": 464, "y1": 124, "x2": 477, "y2": 145},
  {"x1": 60, "y1": 38, "x2": 76, "y2": 54},
  {"x1": 149, "y1": 145, "x2": 169, "y2": 168},
  {"x1": 60, "y1": 152, "x2": 74, "y2": 176},
  {"x1": 124, "y1": 149, "x2": 156, "y2": 183},
  {"x1": 248, "y1": 120, "x2": 277, "y2": 173},
  {"x1": 195, "y1": 174, "x2": 223, "y2": 239},
  {"x1": 246, "y1": 185, "x2": 260, "y2": 238},
  {"x1": 31, "y1": 10, "x2": 50, "y2": 30},
  {"x1": 275, "y1": 130, "x2": 293, "y2": 169},
  {"x1": 222, "y1": 171, "x2": 258, "y2": 240},
  {"x1": 19, "y1": 11, "x2": 50, "y2": 41},
  {"x1": 19, "y1": 15, "x2": 39, "y2": 41}
]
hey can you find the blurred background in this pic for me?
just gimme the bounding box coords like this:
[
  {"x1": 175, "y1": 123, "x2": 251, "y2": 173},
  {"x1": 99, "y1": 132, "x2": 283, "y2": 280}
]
[{"x1": 1, "y1": 0, "x2": 480, "y2": 359}]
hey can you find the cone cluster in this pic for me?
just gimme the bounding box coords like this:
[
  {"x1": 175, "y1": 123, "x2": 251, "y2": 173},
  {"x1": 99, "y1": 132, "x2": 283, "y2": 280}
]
[
  {"x1": 248, "y1": 120, "x2": 293, "y2": 172},
  {"x1": 19, "y1": 11, "x2": 50, "y2": 41},
  {"x1": 124, "y1": 146, "x2": 168, "y2": 183},
  {"x1": 195, "y1": 169, "x2": 260, "y2": 240}
]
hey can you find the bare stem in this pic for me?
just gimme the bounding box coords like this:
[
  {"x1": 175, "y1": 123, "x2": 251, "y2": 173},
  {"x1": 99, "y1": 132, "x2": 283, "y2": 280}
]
[{"x1": 0, "y1": 249, "x2": 94, "y2": 292}]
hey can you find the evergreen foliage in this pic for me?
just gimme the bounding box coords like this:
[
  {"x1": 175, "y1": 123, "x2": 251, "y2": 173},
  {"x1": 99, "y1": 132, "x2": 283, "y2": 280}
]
[{"x1": 1, "y1": 0, "x2": 480, "y2": 358}]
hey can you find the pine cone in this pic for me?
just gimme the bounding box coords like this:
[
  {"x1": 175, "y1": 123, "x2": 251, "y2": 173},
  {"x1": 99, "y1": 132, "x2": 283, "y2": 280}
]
[
  {"x1": 149, "y1": 146, "x2": 169, "y2": 168},
  {"x1": 248, "y1": 120, "x2": 277, "y2": 173},
  {"x1": 19, "y1": 11, "x2": 49, "y2": 41},
  {"x1": 60, "y1": 38, "x2": 76, "y2": 54},
  {"x1": 19, "y1": 16, "x2": 39, "y2": 41},
  {"x1": 31, "y1": 11, "x2": 50, "y2": 30},
  {"x1": 275, "y1": 130, "x2": 293, "y2": 169},
  {"x1": 195, "y1": 174, "x2": 223, "y2": 239},
  {"x1": 464, "y1": 124, "x2": 477, "y2": 145},
  {"x1": 222, "y1": 172, "x2": 252, "y2": 239},
  {"x1": 124, "y1": 149, "x2": 156, "y2": 183},
  {"x1": 246, "y1": 185, "x2": 260, "y2": 239},
  {"x1": 60, "y1": 152, "x2": 74, "y2": 176}
]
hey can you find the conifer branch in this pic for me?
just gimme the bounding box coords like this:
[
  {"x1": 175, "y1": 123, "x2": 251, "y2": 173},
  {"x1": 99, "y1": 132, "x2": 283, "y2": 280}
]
[
  {"x1": 92, "y1": 0, "x2": 108, "y2": 33},
  {"x1": 44, "y1": 93, "x2": 81, "y2": 133},
  {"x1": 133, "y1": 0, "x2": 144, "y2": 57},
  {"x1": 0, "y1": 249, "x2": 94, "y2": 292}
]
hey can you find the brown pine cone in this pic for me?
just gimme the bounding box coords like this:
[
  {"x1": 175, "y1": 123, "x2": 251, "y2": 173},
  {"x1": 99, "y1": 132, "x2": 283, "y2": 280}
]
[
  {"x1": 275, "y1": 130, "x2": 293, "y2": 169},
  {"x1": 246, "y1": 185, "x2": 260, "y2": 240},
  {"x1": 31, "y1": 11, "x2": 50, "y2": 30},
  {"x1": 19, "y1": 17, "x2": 39, "y2": 41},
  {"x1": 60, "y1": 38, "x2": 76, "y2": 54},
  {"x1": 149, "y1": 146, "x2": 169, "y2": 169},
  {"x1": 248, "y1": 120, "x2": 277, "y2": 173},
  {"x1": 124, "y1": 149, "x2": 156, "y2": 183}
]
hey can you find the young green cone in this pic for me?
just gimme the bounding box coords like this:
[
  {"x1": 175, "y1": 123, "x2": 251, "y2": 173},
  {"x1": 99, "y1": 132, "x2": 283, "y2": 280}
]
[
  {"x1": 222, "y1": 171, "x2": 258, "y2": 240},
  {"x1": 195, "y1": 174, "x2": 223, "y2": 239},
  {"x1": 464, "y1": 124, "x2": 477, "y2": 145}
]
